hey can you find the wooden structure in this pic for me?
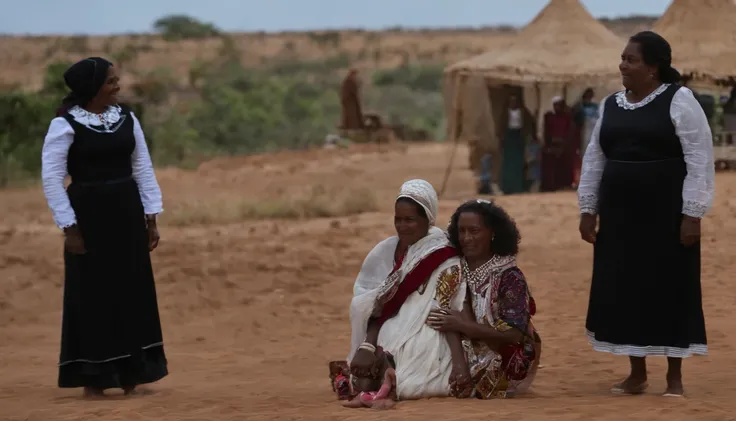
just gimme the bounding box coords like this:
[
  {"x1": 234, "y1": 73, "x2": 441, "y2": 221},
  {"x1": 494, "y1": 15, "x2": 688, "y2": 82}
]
[
  {"x1": 714, "y1": 131, "x2": 736, "y2": 170},
  {"x1": 338, "y1": 113, "x2": 396, "y2": 145}
]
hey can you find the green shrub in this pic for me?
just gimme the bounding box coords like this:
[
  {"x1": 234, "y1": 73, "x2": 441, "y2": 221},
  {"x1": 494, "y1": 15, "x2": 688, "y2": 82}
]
[
  {"x1": 153, "y1": 15, "x2": 220, "y2": 41},
  {"x1": 1, "y1": 45, "x2": 447, "y2": 186},
  {"x1": 372, "y1": 63, "x2": 445, "y2": 92}
]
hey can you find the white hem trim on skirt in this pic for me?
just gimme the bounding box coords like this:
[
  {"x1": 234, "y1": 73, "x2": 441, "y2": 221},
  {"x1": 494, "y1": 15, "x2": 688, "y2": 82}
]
[{"x1": 586, "y1": 330, "x2": 707, "y2": 358}]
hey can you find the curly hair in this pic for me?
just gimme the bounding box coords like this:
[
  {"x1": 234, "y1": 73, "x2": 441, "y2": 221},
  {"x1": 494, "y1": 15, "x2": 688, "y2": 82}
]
[{"x1": 447, "y1": 199, "x2": 521, "y2": 256}]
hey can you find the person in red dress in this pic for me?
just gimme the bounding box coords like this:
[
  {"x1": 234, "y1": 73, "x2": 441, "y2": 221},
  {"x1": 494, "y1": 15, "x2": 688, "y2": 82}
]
[{"x1": 542, "y1": 97, "x2": 577, "y2": 191}]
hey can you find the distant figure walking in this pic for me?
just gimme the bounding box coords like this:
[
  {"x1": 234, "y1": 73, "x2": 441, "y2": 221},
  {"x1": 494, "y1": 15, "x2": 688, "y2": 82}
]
[{"x1": 340, "y1": 69, "x2": 365, "y2": 130}]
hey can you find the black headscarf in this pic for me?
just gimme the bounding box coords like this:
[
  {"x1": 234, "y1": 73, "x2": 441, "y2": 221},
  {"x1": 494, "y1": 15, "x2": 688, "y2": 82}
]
[{"x1": 56, "y1": 57, "x2": 113, "y2": 116}]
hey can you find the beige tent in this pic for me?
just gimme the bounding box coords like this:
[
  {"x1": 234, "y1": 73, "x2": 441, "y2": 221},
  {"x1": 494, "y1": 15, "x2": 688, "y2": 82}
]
[
  {"x1": 653, "y1": 0, "x2": 736, "y2": 85},
  {"x1": 442, "y1": 0, "x2": 625, "y2": 181}
]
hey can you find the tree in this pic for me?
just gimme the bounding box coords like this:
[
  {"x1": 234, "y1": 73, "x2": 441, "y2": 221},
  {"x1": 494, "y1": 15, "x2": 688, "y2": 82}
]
[{"x1": 152, "y1": 15, "x2": 220, "y2": 41}]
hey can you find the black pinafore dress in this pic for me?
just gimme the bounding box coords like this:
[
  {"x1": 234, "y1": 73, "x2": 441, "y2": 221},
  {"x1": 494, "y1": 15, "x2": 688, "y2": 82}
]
[
  {"x1": 58, "y1": 105, "x2": 168, "y2": 389},
  {"x1": 585, "y1": 85, "x2": 707, "y2": 357}
]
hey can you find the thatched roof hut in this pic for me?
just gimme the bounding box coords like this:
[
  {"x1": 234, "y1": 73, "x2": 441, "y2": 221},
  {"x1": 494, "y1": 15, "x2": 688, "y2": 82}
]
[
  {"x1": 653, "y1": 0, "x2": 736, "y2": 84},
  {"x1": 442, "y1": 0, "x2": 625, "y2": 178},
  {"x1": 445, "y1": 0, "x2": 623, "y2": 83}
]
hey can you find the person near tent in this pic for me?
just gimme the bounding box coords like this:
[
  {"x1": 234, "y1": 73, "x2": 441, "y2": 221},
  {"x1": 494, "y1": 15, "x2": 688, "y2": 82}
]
[
  {"x1": 340, "y1": 69, "x2": 365, "y2": 130},
  {"x1": 723, "y1": 88, "x2": 736, "y2": 145},
  {"x1": 572, "y1": 88, "x2": 600, "y2": 157},
  {"x1": 499, "y1": 95, "x2": 535, "y2": 195},
  {"x1": 477, "y1": 153, "x2": 494, "y2": 195},
  {"x1": 525, "y1": 136, "x2": 542, "y2": 193},
  {"x1": 542, "y1": 97, "x2": 576, "y2": 191}
]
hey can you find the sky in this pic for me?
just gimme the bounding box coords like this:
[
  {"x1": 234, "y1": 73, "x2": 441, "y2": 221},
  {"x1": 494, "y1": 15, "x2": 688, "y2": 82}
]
[{"x1": 0, "y1": 0, "x2": 674, "y2": 35}]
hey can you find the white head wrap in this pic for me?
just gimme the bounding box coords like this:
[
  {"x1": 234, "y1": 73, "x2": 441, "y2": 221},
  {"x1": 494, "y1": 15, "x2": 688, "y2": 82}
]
[
  {"x1": 395, "y1": 179, "x2": 439, "y2": 226},
  {"x1": 552, "y1": 96, "x2": 564, "y2": 106}
]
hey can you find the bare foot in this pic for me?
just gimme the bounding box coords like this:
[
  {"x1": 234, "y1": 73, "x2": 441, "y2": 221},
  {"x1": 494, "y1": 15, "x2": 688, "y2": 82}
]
[
  {"x1": 370, "y1": 399, "x2": 397, "y2": 410},
  {"x1": 664, "y1": 376, "x2": 685, "y2": 397},
  {"x1": 611, "y1": 375, "x2": 648, "y2": 395},
  {"x1": 124, "y1": 386, "x2": 153, "y2": 396},
  {"x1": 83, "y1": 387, "x2": 105, "y2": 398}
]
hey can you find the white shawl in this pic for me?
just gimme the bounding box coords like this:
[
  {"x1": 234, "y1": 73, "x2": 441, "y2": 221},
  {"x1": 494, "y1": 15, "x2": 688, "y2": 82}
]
[{"x1": 348, "y1": 227, "x2": 466, "y2": 400}]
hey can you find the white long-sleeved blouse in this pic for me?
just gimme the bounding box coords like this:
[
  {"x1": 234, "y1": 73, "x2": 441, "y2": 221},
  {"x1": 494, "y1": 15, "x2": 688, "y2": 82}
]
[
  {"x1": 577, "y1": 85, "x2": 715, "y2": 219},
  {"x1": 41, "y1": 105, "x2": 163, "y2": 229}
]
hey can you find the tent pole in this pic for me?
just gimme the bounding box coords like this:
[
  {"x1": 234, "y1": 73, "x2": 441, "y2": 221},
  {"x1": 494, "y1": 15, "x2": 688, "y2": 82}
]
[{"x1": 439, "y1": 74, "x2": 467, "y2": 198}]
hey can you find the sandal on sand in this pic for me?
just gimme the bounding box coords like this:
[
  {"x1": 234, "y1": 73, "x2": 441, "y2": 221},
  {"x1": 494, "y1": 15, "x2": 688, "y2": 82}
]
[{"x1": 611, "y1": 381, "x2": 648, "y2": 395}]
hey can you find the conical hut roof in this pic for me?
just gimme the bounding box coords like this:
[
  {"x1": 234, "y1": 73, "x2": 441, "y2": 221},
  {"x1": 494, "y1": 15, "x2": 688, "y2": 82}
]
[
  {"x1": 653, "y1": 0, "x2": 736, "y2": 83},
  {"x1": 444, "y1": 0, "x2": 625, "y2": 83}
]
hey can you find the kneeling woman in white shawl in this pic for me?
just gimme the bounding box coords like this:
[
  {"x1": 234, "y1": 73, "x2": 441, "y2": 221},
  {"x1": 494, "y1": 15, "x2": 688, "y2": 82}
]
[{"x1": 346, "y1": 179, "x2": 470, "y2": 401}]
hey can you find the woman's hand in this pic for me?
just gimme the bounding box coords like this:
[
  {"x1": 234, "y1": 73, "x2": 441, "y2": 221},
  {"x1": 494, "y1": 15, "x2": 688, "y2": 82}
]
[
  {"x1": 349, "y1": 349, "x2": 377, "y2": 378},
  {"x1": 427, "y1": 309, "x2": 466, "y2": 333},
  {"x1": 579, "y1": 213, "x2": 597, "y2": 244},
  {"x1": 147, "y1": 219, "x2": 160, "y2": 251},
  {"x1": 449, "y1": 360, "x2": 473, "y2": 398},
  {"x1": 63, "y1": 225, "x2": 86, "y2": 254},
  {"x1": 680, "y1": 215, "x2": 701, "y2": 247}
]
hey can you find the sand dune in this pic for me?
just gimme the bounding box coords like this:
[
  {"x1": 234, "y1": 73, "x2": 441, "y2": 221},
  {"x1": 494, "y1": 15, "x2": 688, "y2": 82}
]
[{"x1": 2, "y1": 143, "x2": 736, "y2": 420}]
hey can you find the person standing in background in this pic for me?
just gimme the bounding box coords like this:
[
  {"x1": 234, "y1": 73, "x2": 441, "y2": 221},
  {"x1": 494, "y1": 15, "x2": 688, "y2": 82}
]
[
  {"x1": 722, "y1": 88, "x2": 736, "y2": 145},
  {"x1": 339, "y1": 69, "x2": 365, "y2": 130},
  {"x1": 542, "y1": 97, "x2": 575, "y2": 191},
  {"x1": 499, "y1": 95, "x2": 535, "y2": 195},
  {"x1": 572, "y1": 88, "x2": 600, "y2": 157}
]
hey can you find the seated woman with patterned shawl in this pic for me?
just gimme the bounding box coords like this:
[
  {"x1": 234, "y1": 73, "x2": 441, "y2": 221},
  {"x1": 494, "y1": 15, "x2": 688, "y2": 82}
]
[
  {"x1": 428, "y1": 199, "x2": 541, "y2": 399},
  {"x1": 330, "y1": 179, "x2": 470, "y2": 403}
]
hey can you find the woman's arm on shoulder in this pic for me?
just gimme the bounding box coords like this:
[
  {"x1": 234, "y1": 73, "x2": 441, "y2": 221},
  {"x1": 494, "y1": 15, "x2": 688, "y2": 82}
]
[
  {"x1": 41, "y1": 117, "x2": 76, "y2": 230},
  {"x1": 130, "y1": 112, "x2": 163, "y2": 217},
  {"x1": 434, "y1": 262, "x2": 469, "y2": 372},
  {"x1": 577, "y1": 98, "x2": 608, "y2": 215},
  {"x1": 671, "y1": 87, "x2": 715, "y2": 219}
]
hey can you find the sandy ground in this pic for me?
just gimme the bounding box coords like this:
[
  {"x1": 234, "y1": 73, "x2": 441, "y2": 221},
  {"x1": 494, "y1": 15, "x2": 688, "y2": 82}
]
[{"x1": 2, "y1": 143, "x2": 736, "y2": 421}]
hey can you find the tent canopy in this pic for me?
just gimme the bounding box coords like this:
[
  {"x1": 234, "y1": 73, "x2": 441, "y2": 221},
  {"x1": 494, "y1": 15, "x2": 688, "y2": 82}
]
[
  {"x1": 653, "y1": 0, "x2": 736, "y2": 83},
  {"x1": 445, "y1": 0, "x2": 625, "y2": 83}
]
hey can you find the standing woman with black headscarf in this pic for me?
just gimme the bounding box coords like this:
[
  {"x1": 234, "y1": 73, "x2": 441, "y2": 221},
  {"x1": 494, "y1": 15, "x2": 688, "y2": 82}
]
[
  {"x1": 41, "y1": 57, "x2": 168, "y2": 397},
  {"x1": 578, "y1": 32, "x2": 714, "y2": 397}
]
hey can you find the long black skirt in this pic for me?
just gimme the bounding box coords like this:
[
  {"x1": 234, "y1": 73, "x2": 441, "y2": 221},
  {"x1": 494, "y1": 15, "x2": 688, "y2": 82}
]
[
  {"x1": 59, "y1": 178, "x2": 168, "y2": 389},
  {"x1": 585, "y1": 158, "x2": 707, "y2": 358}
]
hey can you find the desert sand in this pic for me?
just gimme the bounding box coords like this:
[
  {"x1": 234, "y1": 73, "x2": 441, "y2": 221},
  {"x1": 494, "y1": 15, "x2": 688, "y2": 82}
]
[{"x1": 1, "y1": 142, "x2": 735, "y2": 421}]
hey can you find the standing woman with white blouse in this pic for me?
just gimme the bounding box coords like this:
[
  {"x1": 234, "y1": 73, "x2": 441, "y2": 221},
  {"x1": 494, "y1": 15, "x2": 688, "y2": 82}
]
[
  {"x1": 578, "y1": 32, "x2": 714, "y2": 398},
  {"x1": 42, "y1": 57, "x2": 168, "y2": 397}
]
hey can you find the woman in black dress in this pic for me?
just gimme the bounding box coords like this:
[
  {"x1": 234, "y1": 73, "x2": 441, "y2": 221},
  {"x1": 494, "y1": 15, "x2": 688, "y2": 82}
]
[
  {"x1": 41, "y1": 57, "x2": 168, "y2": 397},
  {"x1": 578, "y1": 32, "x2": 714, "y2": 397}
]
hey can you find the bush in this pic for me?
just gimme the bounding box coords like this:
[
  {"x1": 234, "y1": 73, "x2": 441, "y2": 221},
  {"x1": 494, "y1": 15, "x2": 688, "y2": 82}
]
[
  {"x1": 153, "y1": 15, "x2": 220, "y2": 41},
  {"x1": 0, "y1": 93, "x2": 57, "y2": 186},
  {"x1": 372, "y1": 64, "x2": 445, "y2": 92},
  {"x1": 1, "y1": 48, "x2": 447, "y2": 186}
]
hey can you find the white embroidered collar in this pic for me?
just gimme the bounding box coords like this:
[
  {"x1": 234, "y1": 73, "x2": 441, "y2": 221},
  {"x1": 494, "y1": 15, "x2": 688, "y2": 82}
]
[
  {"x1": 68, "y1": 105, "x2": 123, "y2": 131},
  {"x1": 615, "y1": 83, "x2": 670, "y2": 110}
]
